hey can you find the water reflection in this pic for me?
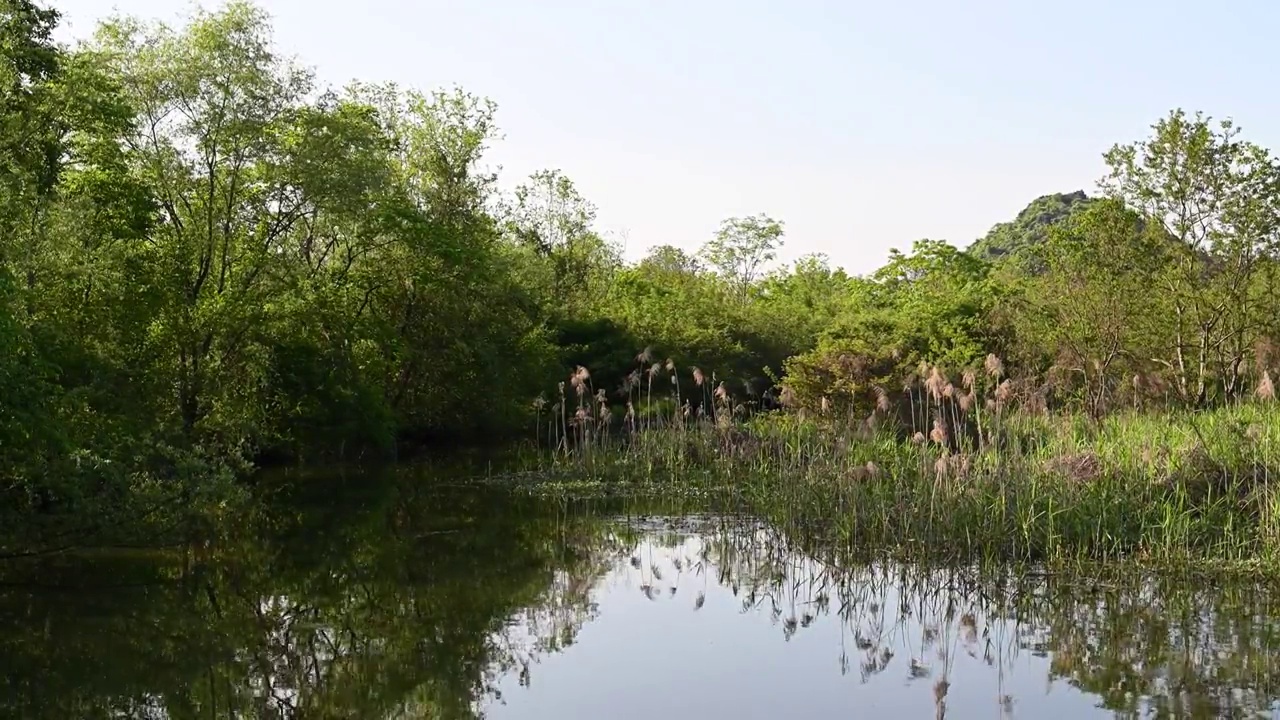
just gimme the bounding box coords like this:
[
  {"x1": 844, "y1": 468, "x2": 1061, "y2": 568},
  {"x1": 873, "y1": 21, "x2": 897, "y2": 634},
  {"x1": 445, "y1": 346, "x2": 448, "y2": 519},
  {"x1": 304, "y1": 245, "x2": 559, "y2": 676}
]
[{"x1": 2, "y1": 469, "x2": 1279, "y2": 719}]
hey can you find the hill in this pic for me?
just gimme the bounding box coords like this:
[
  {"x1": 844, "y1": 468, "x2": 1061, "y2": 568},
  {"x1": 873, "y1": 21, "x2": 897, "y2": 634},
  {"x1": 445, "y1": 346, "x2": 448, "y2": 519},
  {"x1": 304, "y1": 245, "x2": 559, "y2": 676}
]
[{"x1": 967, "y1": 191, "x2": 1097, "y2": 261}]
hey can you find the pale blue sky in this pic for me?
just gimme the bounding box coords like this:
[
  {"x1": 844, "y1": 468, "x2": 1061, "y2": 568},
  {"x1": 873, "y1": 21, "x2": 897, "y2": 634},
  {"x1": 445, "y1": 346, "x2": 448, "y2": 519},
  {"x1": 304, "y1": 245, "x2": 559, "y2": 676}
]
[{"x1": 51, "y1": 0, "x2": 1280, "y2": 274}]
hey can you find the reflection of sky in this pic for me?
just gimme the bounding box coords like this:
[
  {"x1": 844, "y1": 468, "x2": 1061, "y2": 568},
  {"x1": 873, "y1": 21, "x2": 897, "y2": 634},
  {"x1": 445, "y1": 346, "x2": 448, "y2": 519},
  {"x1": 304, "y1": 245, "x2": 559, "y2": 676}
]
[{"x1": 484, "y1": 525, "x2": 1106, "y2": 719}]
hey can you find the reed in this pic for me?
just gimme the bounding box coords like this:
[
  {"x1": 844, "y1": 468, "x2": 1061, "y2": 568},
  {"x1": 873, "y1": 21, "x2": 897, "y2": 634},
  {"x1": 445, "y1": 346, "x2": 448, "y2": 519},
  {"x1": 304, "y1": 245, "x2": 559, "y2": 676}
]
[{"x1": 523, "y1": 357, "x2": 1280, "y2": 570}]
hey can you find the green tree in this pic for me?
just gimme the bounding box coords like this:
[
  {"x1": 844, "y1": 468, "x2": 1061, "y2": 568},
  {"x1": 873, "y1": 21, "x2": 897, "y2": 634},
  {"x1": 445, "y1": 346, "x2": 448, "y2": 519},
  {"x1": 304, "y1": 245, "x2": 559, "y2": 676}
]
[
  {"x1": 356, "y1": 85, "x2": 557, "y2": 440},
  {"x1": 638, "y1": 243, "x2": 702, "y2": 275},
  {"x1": 753, "y1": 254, "x2": 852, "y2": 352},
  {"x1": 1101, "y1": 109, "x2": 1280, "y2": 404},
  {"x1": 506, "y1": 168, "x2": 620, "y2": 315},
  {"x1": 869, "y1": 239, "x2": 999, "y2": 370},
  {"x1": 0, "y1": 0, "x2": 64, "y2": 486},
  {"x1": 783, "y1": 240, "x2": 1001, "y2": 412},
  {"x1": 0, "y1": 0, "x2": 62, "y2": 241},
  {"x1": 90, "y1": 2, "x2": 322, "y2": 444},
  {"x1": 605, "y1": 244, "x2": 746, "y2": 379},
  {"x1": 0, "y1": 0, "x2": 155, "y2": 509},
  {"x1": 700, "y1": 213, "x2": 785, "y2": 300},
  {"x1": 1010, "y1": 198, "x2": 1174, "y2": 415}
]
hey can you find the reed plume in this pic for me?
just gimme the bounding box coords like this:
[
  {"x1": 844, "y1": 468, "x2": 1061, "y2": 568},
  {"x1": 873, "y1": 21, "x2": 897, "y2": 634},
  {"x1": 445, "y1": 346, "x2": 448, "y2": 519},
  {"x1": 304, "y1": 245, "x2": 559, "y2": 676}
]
[
  {"x1": 1258, "y1": 371, "x2": 1276, "y2": 401},
  {"x1": 874, "y1": 385, "x2": 891, "y2": 413},
  {"x1": 994, "y1": 379, "x2": 1013, "y2": 404},
  {"x1": 930, "y1": 416, "x2": 949, "y2": 446},
  {"x1": 926, "y1": 366, "x2": 946, "y2": 402},
  {"x1": 984, "y1": 353, "x2": 1004, "y2": 379},
  {"x1": 780, "y1": 386, "x2": 796, "y2": 407},
  {"x1": 644, "y1": 362, "x2": 661, "y2": 431}
]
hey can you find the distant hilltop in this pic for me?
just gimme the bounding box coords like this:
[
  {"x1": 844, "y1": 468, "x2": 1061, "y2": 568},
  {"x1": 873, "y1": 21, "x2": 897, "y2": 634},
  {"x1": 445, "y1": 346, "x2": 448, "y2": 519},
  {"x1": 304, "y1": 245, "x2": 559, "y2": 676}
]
[{"x1": 967, "y1": 190, "x2": 1096, "y2": 260}]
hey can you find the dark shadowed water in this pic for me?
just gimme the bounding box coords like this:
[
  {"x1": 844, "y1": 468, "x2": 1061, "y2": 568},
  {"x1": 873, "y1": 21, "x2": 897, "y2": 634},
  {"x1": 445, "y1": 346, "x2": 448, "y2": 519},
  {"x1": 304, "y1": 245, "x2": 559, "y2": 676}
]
[{"x1": 3, "y1": 465, "x2": 1280, "y2": 719}]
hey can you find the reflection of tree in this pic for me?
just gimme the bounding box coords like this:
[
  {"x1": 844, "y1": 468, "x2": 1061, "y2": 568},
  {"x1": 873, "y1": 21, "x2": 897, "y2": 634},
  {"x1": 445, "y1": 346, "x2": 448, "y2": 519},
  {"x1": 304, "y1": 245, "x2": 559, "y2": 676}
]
[
  {"x1": 1033, "y1": 576, "x2": 1280, "y2": 719},
  {"x1": 4, "y1": 481, "x2": 1280, "y2": 719},
  {"x1": 0, "y1": 471, "x2": 632, "y2": 719}
]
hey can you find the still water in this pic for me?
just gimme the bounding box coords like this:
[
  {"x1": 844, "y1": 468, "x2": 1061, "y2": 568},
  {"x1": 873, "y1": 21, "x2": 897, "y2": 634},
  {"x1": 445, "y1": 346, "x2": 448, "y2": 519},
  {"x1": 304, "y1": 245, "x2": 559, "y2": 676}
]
[{"x1": 2, "y1": 468, "x2": 1280, "y2": 719}]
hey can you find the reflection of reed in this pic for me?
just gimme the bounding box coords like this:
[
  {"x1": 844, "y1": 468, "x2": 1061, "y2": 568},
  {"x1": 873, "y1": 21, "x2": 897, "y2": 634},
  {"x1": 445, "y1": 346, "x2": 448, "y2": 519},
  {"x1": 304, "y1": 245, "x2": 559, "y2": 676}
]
[{"x1": 590, "y1": 514, "x2": 1280, "y2": 720}]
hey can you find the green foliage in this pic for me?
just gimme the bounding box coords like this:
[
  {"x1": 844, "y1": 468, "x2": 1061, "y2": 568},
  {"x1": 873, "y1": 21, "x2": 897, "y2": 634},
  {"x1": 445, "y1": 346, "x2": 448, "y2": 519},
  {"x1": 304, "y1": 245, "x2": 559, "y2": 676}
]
[
  {"x1": 0, "y1": 0, "x2": 63, "y2": 227},
  {"x1": 751, "y1": 253, "x2": 853, "y2": 358},
  {"x1": 1006, "y1": 198, "x2": 1176, "y2": 415},
  {"x1": 0, "y1": 1, "x2": 564, "y2": 542},
  {"x1": 783, "y1": 240, "x2": 1003, "y2": 411}
]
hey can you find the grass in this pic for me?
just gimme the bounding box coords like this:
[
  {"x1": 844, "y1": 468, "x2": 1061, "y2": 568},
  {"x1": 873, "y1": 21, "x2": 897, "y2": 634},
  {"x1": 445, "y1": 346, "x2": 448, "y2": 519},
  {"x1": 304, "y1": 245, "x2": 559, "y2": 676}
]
[{"x1": 517, "y1": 360, "x2": 1280, "y2": 571}]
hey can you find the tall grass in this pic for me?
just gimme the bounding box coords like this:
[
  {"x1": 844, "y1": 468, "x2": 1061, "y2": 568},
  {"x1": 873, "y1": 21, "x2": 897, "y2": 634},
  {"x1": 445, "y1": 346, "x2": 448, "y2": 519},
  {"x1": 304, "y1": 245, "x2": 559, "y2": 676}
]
[{"x1": 523, "y1": 357, "x2": 1280, "y2": 569}]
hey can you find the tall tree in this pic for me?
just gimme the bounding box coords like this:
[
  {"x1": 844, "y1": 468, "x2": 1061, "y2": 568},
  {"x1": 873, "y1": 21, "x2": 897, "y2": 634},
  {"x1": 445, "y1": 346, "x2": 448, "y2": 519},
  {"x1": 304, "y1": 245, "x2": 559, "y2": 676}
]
[
  {"x1": 0, "y1": 0, "x2": 64, "y2": 487},
  {"x1": 1101, "y1": 109, "x2": 1280, "y2": 404},
  {"x1": 89, "y1": 2, "x2": 394, "y2": 446},
  {"x1": 0, "y1": 0, "x2": 61, "y2": 238},
  {"x1": 345, "y1": 83, "x2": 557, "y2": 438},
  {"x1": 506, "y1": 168, "x2": 619, "y2": 314},
  {"x1": 700, "y1": 213, "x2": 784, "y2": 300}
]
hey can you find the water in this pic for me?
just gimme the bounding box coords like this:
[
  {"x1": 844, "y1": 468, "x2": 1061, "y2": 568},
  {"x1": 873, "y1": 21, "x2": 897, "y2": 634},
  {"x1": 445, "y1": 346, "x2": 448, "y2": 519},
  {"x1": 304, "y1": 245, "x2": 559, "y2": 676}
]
[{"x1": 3, "y1": 468, "x2": 1280, "y2": 719}]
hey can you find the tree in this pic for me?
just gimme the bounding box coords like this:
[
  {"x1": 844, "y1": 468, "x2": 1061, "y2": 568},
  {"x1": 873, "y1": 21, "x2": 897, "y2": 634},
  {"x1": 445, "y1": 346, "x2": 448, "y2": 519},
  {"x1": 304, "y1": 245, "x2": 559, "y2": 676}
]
[
  {"x1": 870, "y1": 239, "x2": 999, "y2": 370},
  {"x1": 505, "y1": 168, "x2": 620, "y2": 315},
  {"x1": 637, "y1": 244, "x2": 702, "y2": 276},
  {"x1": 782, "y1": 240, "x2": 1002, "y2": 413},
  {"x1": 750, "y1": 253, "x2": 853, "y2": 361},
  {"x1": 348, "y1": 84, "x2": 556, "y2": 439},
  {"x1": 0, "y1": 0, "x2": 127, "y2": 497},
  {"x1": 700, "y1": 213, "x2": 785, "y2": 299},
  {"x1": 1101, "y1": 109, "x2": 1280, "y2": 404},
  {"x1": 1011, "y1": 198, "x2": 1173, "y2": 415},
  {"x1": 87, "y1": 2, "x2": 400, "y2": 448},
  {"x1": 0, "y1": 0, "x2": 62, "y2": 241}
]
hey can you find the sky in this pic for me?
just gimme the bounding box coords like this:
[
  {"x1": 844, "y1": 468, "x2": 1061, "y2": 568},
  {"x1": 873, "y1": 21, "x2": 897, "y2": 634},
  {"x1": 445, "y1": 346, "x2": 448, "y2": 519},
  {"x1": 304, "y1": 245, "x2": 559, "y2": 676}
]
[{"x1": 49, "y1": 0, "x2": 1280, "y2": 275}]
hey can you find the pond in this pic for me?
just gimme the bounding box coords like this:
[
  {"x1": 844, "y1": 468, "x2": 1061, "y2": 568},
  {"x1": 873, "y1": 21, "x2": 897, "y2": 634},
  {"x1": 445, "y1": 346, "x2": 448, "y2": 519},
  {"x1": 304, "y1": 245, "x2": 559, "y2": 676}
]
[{"x1": 2, "y1": 465, "x2": 1279, "y2": 719}]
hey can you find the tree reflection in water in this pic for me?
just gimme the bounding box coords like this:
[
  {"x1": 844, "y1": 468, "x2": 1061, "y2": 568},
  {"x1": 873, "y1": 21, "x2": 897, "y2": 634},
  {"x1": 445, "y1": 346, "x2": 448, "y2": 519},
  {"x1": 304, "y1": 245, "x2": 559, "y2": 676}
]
[{"x1": 2, "y1": 470, "x2": 1279, "y2": 719}]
